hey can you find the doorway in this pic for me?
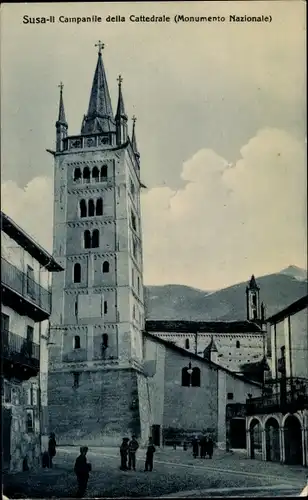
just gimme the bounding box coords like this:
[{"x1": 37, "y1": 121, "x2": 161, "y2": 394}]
[{"x1": 152, "y1": 425, "x2": 161, "y2": 446}]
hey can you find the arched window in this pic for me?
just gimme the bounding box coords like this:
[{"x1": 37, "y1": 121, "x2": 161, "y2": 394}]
[
  {"x1": 185, "y1": 338, "x2": 190, "y2": 349},
  {"x1": 191, "y1": 367, "x2": 201, "y2": 387},
  {"x1": 131, "y1": 212, "x2": 137, "y2": 231},
  {"x1": 88, "y1": 199, "x2": 95, "y2": 217},
  {"x1": 252, "y1": 293, "x2": 257, "y2": 306},
  {"x1": 137, "y1": 277, "x2": 140, "y2": 294},
  {"x1": 104, "y1": 301, "x2": 108, "y2": 314},
  {"x1": 96, "y1": 198, "x2": 103, "y2": 216},
  {"x1": 236, "y1": 340, "x2": 240, "y2": 348},
  {"x1": 102, "y1": 333, "x2": 108, "y2": 348},
  {"x1": 84, "y1": 230, "x2": 91, "y2": 249},
  {"x1": 102, "y1": 261, "x2": 109, "y2": 273},
  {"x1": 83, "y1": 166, "x2": 90, "y2": 183},
  {"x1": 74, "y1": 335, "x2": 81, "y2": 349},
  {"x1": 92, "y1": 229, "x2": 99, "y2": 248},
  {"x1": 101, "y1": 165, "x2": 108, "y2": 180},
  {"x1": 80, "y1": 199, "x2": 87, "y2": 218},
  {"x1": 73, "y1": 263, "x2": 81, "y2": 283},
  {"x1": 74, "y1": 168, "x2": 81, "y2": 183},
  {"x1": 181, "y1": 367, "x2": 190, "y2": 387},
  {"x1": 92, "y1": 167, "x2": 99, "y2": 183}
]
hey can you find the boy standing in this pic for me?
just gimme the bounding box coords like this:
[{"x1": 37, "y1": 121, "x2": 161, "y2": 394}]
[
  {"x1": 120, "y1": 437, "x2": 129, "y2": 470},
  {"x1": 74, "y1": 446, "x2": 91, "y2": 498},
  {"x1": 144, "y1": 437, "x2": 156, "y2": 472},
  {"x1": 128, "y1": 435, "x2": 139, "y2": 471}
]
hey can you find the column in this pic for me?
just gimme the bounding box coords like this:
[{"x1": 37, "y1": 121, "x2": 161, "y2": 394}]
[
  {"x1": 261, "y1": 427, "x2": 267, "y2": 461},
  {"x1": 246, "y1": 425, "x2": 251, "y2": 458},
  {"x1": 279, "y1": 426, "x2": 285, "y2": 463}
]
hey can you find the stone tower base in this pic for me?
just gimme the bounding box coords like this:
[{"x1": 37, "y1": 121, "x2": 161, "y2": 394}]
[{"x1": 48, "y1": 368, "x2": 151, "y2": 447}]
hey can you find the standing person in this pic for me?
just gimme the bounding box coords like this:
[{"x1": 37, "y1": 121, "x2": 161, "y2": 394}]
[
  {"x1": 144, "y1": 437, "x2": 156, "y2": 472},
  {"x1": 120, "y1": 437, "x2": 129, "y2": 471},
  {"x1": 48, "y1": 432, "x2": 56, "y2": 468},
  {"x1": 200, "y1": 435, "x2": 206, "y2": 459},
  {"x1": 192, "y1": 435, "x2": 199, "y2": 458},
  {"x1": 207, "y1": 437, "x2": 214, "y2": 459},
  {"x1": 128, "y1": 435, "x2": 139, "y2": 471},
  {"x1": 74, "y1": 446, "x2": 91, "y2": 498}
]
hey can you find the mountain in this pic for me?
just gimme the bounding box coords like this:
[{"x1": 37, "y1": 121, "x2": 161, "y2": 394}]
[{"x1": 145, "y1": 267, "x2": 307, "y2": 322}]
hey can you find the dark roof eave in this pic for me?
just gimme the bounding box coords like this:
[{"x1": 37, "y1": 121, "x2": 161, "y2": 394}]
[
  {"x1": 145, "y1": 319, "x2": 262, "y2": 334},
  {"x1": 143, "y1": 331, "x2": 262, "y2": 387},
  {"x1": 266, "y1": 295, "x2": 308, "y2": 324},
  {"x1": 1, "y1": 212, "x2": 63, "y2": 272}
]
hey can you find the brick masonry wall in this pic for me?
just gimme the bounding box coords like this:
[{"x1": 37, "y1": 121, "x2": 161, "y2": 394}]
[{"x1": 48, "y1": 368, "x2": 147, "y2": 446}]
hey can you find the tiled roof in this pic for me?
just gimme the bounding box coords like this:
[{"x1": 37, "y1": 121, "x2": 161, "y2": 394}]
[
  {"x1": 266, "y1": 295, "x2": 308, "y2": 324},
  {"x1": 145, "y1": 319, "x2": 262, "y2": 333}
]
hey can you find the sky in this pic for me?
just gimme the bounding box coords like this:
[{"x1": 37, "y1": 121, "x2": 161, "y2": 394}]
[{"x1": 1, "y1": 1, "x2": 307, "y2": 290}]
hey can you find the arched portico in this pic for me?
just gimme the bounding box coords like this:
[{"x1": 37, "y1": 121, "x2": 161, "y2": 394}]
[
  {"x1": 283, "y1": 414, "x2": 303, "y2": 465},
  {"x1": 248, "y1": 418, "x2": 263, "y2": 459},
  {"x1": 265, "y1": 417, "x2": 280, "y2": 462}
]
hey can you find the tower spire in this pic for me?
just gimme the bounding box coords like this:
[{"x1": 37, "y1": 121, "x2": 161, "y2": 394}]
[
  {"x1": 131, "y1": 116, "x2": 140, "y2": 161},
  {"x1": 81, "y1": 41, "x2": 115, "y2": 135},
  {"x1": 115, "y1": 75, "x2": 128, "y2": 145},
  {"x1": 56, "y1": 82, "x2": 68, "y2": 151}
]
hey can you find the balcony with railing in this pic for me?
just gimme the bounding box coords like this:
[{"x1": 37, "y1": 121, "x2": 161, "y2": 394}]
[
  {"x1": 1, "y1": 329, "x2": 40, "y2": 380},
  {"x1": 1, "y1": 258, "x2": 51, "y2": 321},
  {"x1": 246, "y1": 377, "x2": 308, "y2": 415}
]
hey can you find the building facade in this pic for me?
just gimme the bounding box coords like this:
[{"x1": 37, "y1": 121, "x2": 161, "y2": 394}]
[
  {"x1": 143, "y1": 332, "x2": 262, "y2": 450},
  {"x1": 146, "y1": 277, "x2": 266, "y2": 374},
  {"x1": 246, "y1": 295, "x2": 308, "y2": 466},
  {"x1": 1, "y1": 211, "x2": 63, "y2": 472},
  {"x1": 48, "y1": 44, "x2": 151, "y2": 446}
]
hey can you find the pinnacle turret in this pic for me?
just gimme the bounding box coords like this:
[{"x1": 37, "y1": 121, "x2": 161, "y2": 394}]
[
  {"x1": 131, "y1": 116, "x2": 140, "y2": 161},
  {"x1": 56, "y1": 82, "x2": 68, "y2": 151},
  {"x1": 115, "y1": 75, "x2": 128, "y2": 145}
]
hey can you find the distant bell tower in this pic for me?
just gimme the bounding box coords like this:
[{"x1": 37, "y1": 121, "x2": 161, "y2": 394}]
[
  {"x1": 246, "y1": 275, "x2": 261, "y2": 322},
  {"x1": 48, "y1": 42, "x2": 151, "y2": 446}
]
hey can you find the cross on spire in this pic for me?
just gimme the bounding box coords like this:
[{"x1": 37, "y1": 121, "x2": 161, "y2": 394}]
[
  {"x1": 58, "y1": 82, "x2": 64, "y2": 92},
  {"x1": 95, "y1": 40, "x2": 104, "y2": 54},
  {"x1": 117, "y1": 74, "x2": 123, "y2": 86}
]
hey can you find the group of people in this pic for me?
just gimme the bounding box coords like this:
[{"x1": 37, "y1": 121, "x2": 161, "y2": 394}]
[
  {"x1": 192, "y1": 435, "x2": 214, "y2": 459},
  {"x1": 120, "y1": 435, "x2": 156, "y2": 472}
]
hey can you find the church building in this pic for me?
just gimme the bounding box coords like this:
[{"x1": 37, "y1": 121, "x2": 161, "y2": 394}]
[{"x1": 48, "y1": 42, "x2": 151, "y2": 446}]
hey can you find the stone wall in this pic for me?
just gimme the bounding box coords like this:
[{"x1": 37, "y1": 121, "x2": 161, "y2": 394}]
[{"x1": 48, "y1": 367, "x2": 147, "y2": 446}]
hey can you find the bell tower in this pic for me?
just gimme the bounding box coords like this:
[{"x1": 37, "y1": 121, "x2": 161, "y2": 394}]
[
  {"x1": 48, "y1": 42, "x2": 151, "y2": 446},
  {"x1": 246, "y1": 275, "x2": 261, "y2": 322}
]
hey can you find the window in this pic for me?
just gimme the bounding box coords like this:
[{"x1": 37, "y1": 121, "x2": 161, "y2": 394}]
[
  {"x1": 191, "y1": 367, "x2": 201, "y2": 387},
  {"x1": 74, "y1": 335, "x2": 81, "y2": 349},
  {"x1": 96, "y1": 198, "x2": 103, "y2": 216},
  {"x1": 133, "y1": 305, "x2": 136, "y2": 319},
  {"x1": 131, "y1": 211, "x2": 137, "y2": 231},
  {"x1": 137, "y1": 277, "x2": 140, "y2": 294},
  {"x1": 132, "y1": 239, "x2": 137, "y2": 259},
  {"x1": 80, "y1": 199, "x2": 87, "y2": 218},
  {"x1": 88, "y1": 199, "x2": 95, "y2": 217},
  {"x1": 185, "y1": 338, "x2": 190, "y2": 349},
  {"x1": 84, "y1": 230, "x2": 91, "y2": 249},
  {"x1": 26, "y1": 409, "x2": 34, "y2": 433},
  {"x1": 181, "y1": 367, "x2": 190, "y2": 387},
  {"x1": 92, "y1": 229, "x2": 99, "y2": 248},
  {"x1": 130, "y1": 179, "x2": 135, "y2": 196},
  {"x1": 101, "y1": 165, "x2": 108, "y2": 180},
  {"x1": 132, "y1": 268, "x2": 135, "y2": 286},
  {"x1": 83, "y1": 167, "x2": 90, "y2": 183},
  {"x1": 236, "y1": 341, "x2": 240, "y2": 348},
  {"x1": 1, "y1": 312, "x2": 10, "y2": 332},
  {"x1": 73, "y1": 263, "x2": 81, "y2": 283},
  {"x1": 4, "y1": 381, "x2": 11, "y2": 403},
  {"x1": 253, "y1": 310, "x2": 257, "y2": 320},
  {"x1": 26, "y1": 265, "x2": 35, "y2": 298},
  {"x1": 227, "y1": 392, "x2": 234, "y2": 400},
  {"x1": 102, "y1": 333, "x2": 108, "y2": 348},
  {"x1": 75, "y1": 299, "x2": 78, "y2": 317},
  {"x1": 92, "y1": 167, "x2": 99, "y2": 183},
  {"x1": 104, "y1": 301, "x2": 108, "y2": 314},
  {"x1": 32, "y1": 387, "x2": 38, "y2": 406},
  {"x1": 73, "y1": 372, "x2": 80, "y2": 388},
  {"x1": 252, "y1": 294, "x2": 257, "y2": 306},
  {"x1": 102, "y1": 261, "x2": 109, "y2": 273},
  {"x1": 74, "y1": 168, "x2": 81, "y2": 182}
]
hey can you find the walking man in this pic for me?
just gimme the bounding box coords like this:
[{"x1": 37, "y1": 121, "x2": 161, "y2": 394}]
[
  {"x1": 128, "y1": 435, "x2": 139, "y2": 471},
  {"x1": 144, "y1": 437, "x2": 156, "y2": 472},
  {"x1": 74, "y1": 446, "x2": 91, "y2": 498}
]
